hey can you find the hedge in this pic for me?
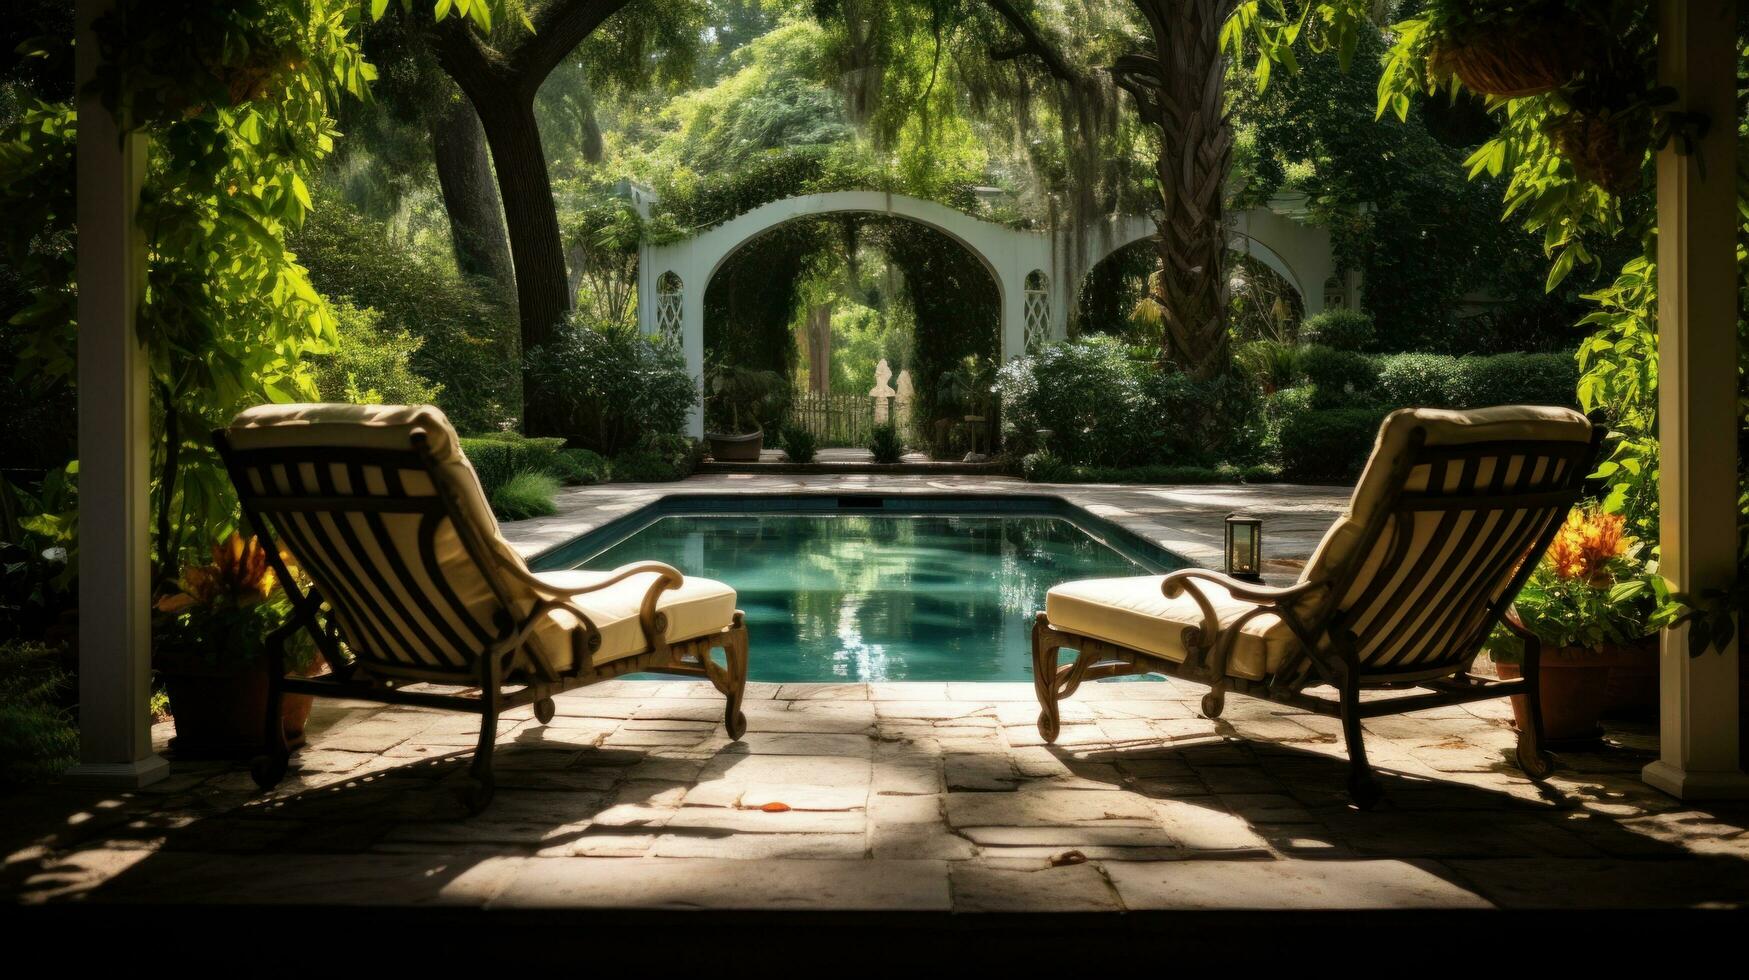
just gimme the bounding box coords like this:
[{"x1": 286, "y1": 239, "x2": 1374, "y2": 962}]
[
  {"x1": 1373, "y1": 351, "x2": 1576, "y2": 410},
  {"x1": 1279, "y1": 407, "x2": 1390, "y2": 483},
  {"x1": 458, "y1": 435, "x2": 568, "y2": 499}
]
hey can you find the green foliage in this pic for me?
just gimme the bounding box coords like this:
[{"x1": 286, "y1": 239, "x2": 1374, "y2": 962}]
[
  {"x1": 609, "y1": 435, "x2": 697, "y2": 483},
  {"x1": 705, "y1": 361, "x2": 788, "y2": 436},
  {"x1": 489, "y1": 471, "x2": 559, "y2": 522},
  {"x1": 1235, "y1": 339, "x2": 1300, "y2": 394},
  {"x1": 995, "y1": 337, "x2": 1148, "y2": 468},
  {"x1": 780, "y1": 424, "x2": 818, "y2": 464},
  {"x1": 1455, "y1": 352, "x2": 1580, "y2": 409},
  {"x1": 310, "y1": 299, "x2": 442, "y2": 405},
  {"x1": 1020, "y1": 458, "x2": 1279, "y2": 486},
  {"x1": 1299, "y1": 309, "x2": 1376, "y2": 351},
  {"x1": 293, "y1": 194, "x2": 519, "y2": 433},
  {"x1": 459, "y1": 435, "x2": 567, "y2": 500},
  {"x1": 554, "y1": 448, "x2": 610, "y2": 487},
  {"x1": 526, "y1": 316, "x2": 696, "y2": 455},
  {"x1": 868, "y1": 423, "x2": 904, "y2": 464},
  {"x1": 0, "y1": 641, "x2": 76, "y2": 788},
  {"x1": 1374, "y1": 352, "x2": 1462, "y2": 408},
  {"x1": 1298, "y1": 345, "x2": 1379, "y2": 408},
  {"x1": 1278, "y1": 407, "x2": 1390, "y2": 483}
]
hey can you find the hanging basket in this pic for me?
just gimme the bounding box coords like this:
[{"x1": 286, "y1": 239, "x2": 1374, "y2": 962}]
[
  {"x1": 1547, "y1": 109, "x2": 1650, "y2": 197},
  {"x1": 1427, "y1": 19, "x2": 1593, "y2": 99}
]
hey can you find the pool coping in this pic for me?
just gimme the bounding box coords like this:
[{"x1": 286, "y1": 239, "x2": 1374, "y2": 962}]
[
  {"x1": 523, "y1": 491, "x2": 1190, "y2": 572},
  {"x1": 497, "y1": 475, "x2": 1352, "y2": 584}
]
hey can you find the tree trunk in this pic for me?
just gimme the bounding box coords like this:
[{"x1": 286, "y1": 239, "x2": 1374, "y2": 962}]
[
  {"x1": 473, "y1": 98, "x2": 572, "y2": 434},
  {"x1": 431, "y1": 96, "x2": 515, "y2": 303},
  {"x1": 1118, "y1": 0, "x2": 1238, "y2": 379}
]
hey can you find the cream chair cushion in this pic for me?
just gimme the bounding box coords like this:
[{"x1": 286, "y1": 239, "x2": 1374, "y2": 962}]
[
  {"x1": 1045, "y1": 575, "x2": 1295, "y2": 681},
  {"x1": 530, "y1": 570, "x2": 738, "y2": 669}
]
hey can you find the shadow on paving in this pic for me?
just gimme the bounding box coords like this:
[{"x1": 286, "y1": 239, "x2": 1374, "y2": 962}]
[{"x1": 5, "y1": 706, "x2": 1749, "y2": 911}]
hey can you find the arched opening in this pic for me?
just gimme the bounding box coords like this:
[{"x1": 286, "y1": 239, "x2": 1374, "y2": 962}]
[
  {"x1": 1023, "y1": 270, "x2": 1051, "y2": 353},
  {"x1": 702, "y1": 212, "x2": 1000, "y2": 455},
  {"x1": 1072, "y1": 239, "x2": 1307, "y2": 345}
]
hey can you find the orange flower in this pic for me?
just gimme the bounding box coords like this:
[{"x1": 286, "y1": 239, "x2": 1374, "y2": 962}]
[
  {"x1": 1544, "y1": 505, "x2": 1626, "y2": 585},
  {"x1": 156, "y1": 533, "x2": 279, "y2": 613}
]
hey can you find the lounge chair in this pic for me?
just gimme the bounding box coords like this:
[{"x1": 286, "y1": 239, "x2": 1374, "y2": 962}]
[
  {"x1": 213, "y1": 404, "x2": 750, "y2": 812},
  {"x1": 1031, "y1": 405, "x2": 1600, "y2": 808}
]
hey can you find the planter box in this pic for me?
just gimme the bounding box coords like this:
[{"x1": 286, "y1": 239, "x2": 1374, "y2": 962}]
[{"x1": 1498, "y1": 639, "x2": 1656, "y2": 748}]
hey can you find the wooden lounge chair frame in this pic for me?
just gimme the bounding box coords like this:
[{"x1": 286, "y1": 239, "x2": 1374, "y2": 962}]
[
  {"x1": 214, "y1": 427, "x2": 749, "y2": 813},
  {"x1": 1033, "y1": 426, "x2": 1603, "y2": 809}
]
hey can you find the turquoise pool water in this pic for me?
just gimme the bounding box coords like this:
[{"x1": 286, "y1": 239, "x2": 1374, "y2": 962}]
[{"x1": 561, "y1": 512, "x2": 1168, "y2": 683}]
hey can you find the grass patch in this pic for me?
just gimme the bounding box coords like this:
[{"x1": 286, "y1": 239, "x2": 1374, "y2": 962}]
[{"x1": 489, "y1": 471, "x2": 559, "y2": 521}]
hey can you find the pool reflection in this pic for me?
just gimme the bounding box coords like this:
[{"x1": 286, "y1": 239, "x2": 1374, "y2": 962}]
[{"x1": 575, "y1": 515, "x2": 1158, "y2": 683}]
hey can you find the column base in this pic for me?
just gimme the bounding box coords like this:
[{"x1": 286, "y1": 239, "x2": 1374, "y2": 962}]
[
  {"x1": 64, "y1": 755, "x2": 170, "y2": 789},
  {"x1": 1642, "y1": 759, "x2": 1749, "y2": 800}
]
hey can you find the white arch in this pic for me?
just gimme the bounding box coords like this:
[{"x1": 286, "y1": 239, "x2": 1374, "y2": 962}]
[{"x1": 637, "y1": 191, "x2": 1344, "y2": 436}]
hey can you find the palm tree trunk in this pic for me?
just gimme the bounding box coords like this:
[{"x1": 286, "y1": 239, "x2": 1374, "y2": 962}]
[{"x1": 1118, "y1": 0, "x2": 1238, "y2": 379}]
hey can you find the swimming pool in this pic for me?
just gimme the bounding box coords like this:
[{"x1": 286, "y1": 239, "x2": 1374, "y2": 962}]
[{"x1": 531, "y1": 497, "x2": 1186, "y2": 682}]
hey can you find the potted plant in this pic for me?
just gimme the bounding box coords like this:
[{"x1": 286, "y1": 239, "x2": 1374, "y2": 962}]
[
  {"x1": 1486, "y1": 503, "x2": 1658, "y2": 746},
  {"x1": 153, "y1": 533, "x2": 320, "y2": 759},
  {"x1": 1421, "y1": 0, "x2": 1598, "y2": 99},
  {"x1": 934, "y1": 356, "x2": 996, "y2": 460},
  {"x1": 704, "y1": 362, "x2": 784, "y2": 462}
]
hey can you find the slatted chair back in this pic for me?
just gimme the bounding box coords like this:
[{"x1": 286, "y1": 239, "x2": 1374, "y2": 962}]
[
  {"x1": 215, "y1": 404, "x2": 534, "y2": 684},
  {"x1": 1291, "y1": 406, "x2": 1598, "y2": 684}
]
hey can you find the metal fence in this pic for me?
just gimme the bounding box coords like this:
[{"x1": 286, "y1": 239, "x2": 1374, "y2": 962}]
[{"x1": 786, "y1": 392, "x2": 877, "y2": 447}]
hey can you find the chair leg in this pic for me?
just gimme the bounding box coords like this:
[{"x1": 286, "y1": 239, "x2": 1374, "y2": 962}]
[
  {"x1": 1032, "y1": 614, "x2": 1063, "y2": 744},
  {"x1": 533, "y1": 697, "x2": 556, "y2": 725},
  {"x1": 1339, "y1": 674, "x2": 1381, "y2": 810},
  {"x1": 1514, "y1": 636, "x2": 1556, "y2": 780},
  {"x1": 463, "y1": 658, "x2": 500, "y2": 815},
  {"x1": 719, "y1": 620, "x2": 749, "y2": 740},
  {"x1": 249, "y1": 648, "x2": 291, "y2": 791}
]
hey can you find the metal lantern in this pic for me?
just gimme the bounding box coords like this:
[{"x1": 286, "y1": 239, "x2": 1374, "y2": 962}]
[{"x1": 1225, "y1": 514, "x2": 1263, "y2": 581}]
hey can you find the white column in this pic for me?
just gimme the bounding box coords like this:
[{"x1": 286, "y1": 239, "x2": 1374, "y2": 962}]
[
  {"x1": 683, "y1": 272, "x2": 705, "y2": 439},
  {"x1": 67, "y1": 0, "x2": 168, "y2": 788},
  {"x1": 999, "y1": 269, "x2": 1025, "y2": 364},
  {"x1": 1642, "y1": 0, "x2": 1747, "y2": 800}
]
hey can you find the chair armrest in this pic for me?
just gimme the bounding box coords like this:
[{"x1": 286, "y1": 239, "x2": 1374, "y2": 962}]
[
  {"x1": 1161, "y1": 568, "x2": 1324, "y2": 606},
  {"x1": 502, "y1": 560, "x2": 685, "y2": 598}
]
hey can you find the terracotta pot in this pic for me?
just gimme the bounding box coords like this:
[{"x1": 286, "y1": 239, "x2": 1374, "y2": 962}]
[
  {"x1": 706, "y1": 429, "x2": 763, "y2": 462},
  {"x1": 1497, "y1": 641, "x2": 1653, "y2": 746},
  {"x1": 1548, "y1": 110, "x2": 1650, "y2": 197},
  {"x1": 159, "y1": 655, "x2": 313, "y2": 760},
  {"x1": 1601, "y1": 637, "x2": 1660, "y2": 717}
]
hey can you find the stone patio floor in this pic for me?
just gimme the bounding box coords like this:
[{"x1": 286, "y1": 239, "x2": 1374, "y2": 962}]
[{"x1": 5, "y1": 475, "x2": 1746, "y2": 913}]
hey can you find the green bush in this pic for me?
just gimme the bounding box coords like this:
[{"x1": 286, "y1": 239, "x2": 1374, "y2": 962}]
[
  {"x1": 525, "y1": 316, "x2": 698, "y2": 457},
  {"x1": 1375, "y1": 352, "x2": 1462, "y2": 408},
  {"x1": 554, "y1": 448, "x2": 610, "y2": 486},
  {"x1": 868, "y1": 423, "x2": 904, "y2": 464},
  {"x1": 609, "y1": 451, "x2": 682, "y2": 482},
  {"x1": 0, "y1": 641, "x2": 77, "y2": 789},
  {"x1": 294, "y1": 196, "x2": 519, "y2": 432},
  {"x1": 1142, "y1": 367, "x2": 1267, "y2": 465},
  {"x1": 1021, "y1": 449, "x2": 1069, "y2": 482},
  {"x1": 1236, "y1": 339, "x2": 1300, "y2": 394},
  {"x1": 1019, "y1": 461, "x2": 1281, "y2": 485},
  {"x1": 1298, "y1": 345, "x2": 1379, "y2": 409},
  {"x1": 311, "y1": 299, "x2": 442, "y2": 406},
  {"x1": 780, "y1": 424, "x2": 818, "y2": 464},
  {"x1": 1454, "y1": 352, "x2": 1579, "y2": 409},
  {"x1": 1300, "y1": 309, "x2": 1377, "y2": 351},
  {"x1": 489, "y1": 471, "x2": 559, "y2": 522},
  {"x1": 994, "y1": 337, "x2": 1149, "y2": 467},
  {"x1": 459, "y1": 435, "x2": 568, "y2": 499},
  {"x1": 1279, "y1": 408, "x2": 1390, "y2": 483}
]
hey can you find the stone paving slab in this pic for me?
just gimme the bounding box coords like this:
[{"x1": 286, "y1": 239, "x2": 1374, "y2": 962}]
[{"x1": 6, "y1": 677, "x2": 1748, "y2": 911}]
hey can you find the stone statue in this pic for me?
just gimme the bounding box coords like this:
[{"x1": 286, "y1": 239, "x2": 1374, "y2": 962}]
[{"x1": 869, "y1": 358, "x2": 897, "y2": 423}]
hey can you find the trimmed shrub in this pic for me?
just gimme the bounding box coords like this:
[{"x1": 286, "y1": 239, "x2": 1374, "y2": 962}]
[
  {"x1": 1375, "y1": 352, "x2": 1462, "y2": 408},
  {"x1": 524, "y1": 316, "x2": 697, "y2": 458},
  {"x1": 869, "y1": 423, "x2": 904, "y2": 464},
  {"x1": 459, "y1": 435, "x2": 568, "y2": 499},
  {"x1": 1298, "y1": 345, "x2": 1379, "y2": 409},
  {"x1": 553, "y1": 448, "x2": 610, "y2": 486},
  {"x1": 1021, "y1": 450, "x2": 1069, "y2": 482},
  {"x1": 1300, "y1": 309, "x2": 1376, "y2": 351},
  {"x1": 1279, "y1": 408, "x2": 1390, "y2": 483},
  {"x1": 780, "y1": 424, "x2": 818, "y2": 464},
  {"x1": 1454, "y1": 352, "x2": 1579, "y2": 409},
  {"x1": 994, "y1": 337, "x2": 1149, "y2": 467},
  {"x1": 1143, "y1": 367, "x2": 1267, "y2": 465},
  {"x1": 489, "y1": 471, "x2": 558, "y2": 522}
]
